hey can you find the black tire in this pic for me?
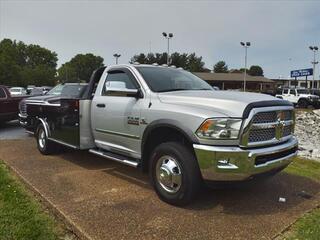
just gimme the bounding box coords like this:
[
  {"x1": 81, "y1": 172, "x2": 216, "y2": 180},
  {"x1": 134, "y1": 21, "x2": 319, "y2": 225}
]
[
  {"x1": 149, "y1": 141, "x2": 202, "y2": 206},
  {"x1": 298, "y1": 99, "x2": 309, "y2": 108},
  {"x1": 36, "y1": 124, "x2": 57, "y2": 155}
]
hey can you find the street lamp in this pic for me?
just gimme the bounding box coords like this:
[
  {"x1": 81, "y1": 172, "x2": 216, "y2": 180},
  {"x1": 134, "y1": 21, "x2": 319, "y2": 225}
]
[
  {"x1": 162, "y1": 32, "x2": 173, "y2": 65},
  {"x1": 240, "y1": 41, "x2": 251, "y2": 92},
  {"x1": 113, "y1": 53, "x2": 121, "y2": 64},
  {"x1": 309, "y1": 46, "x2": 319, "y2": 89}
]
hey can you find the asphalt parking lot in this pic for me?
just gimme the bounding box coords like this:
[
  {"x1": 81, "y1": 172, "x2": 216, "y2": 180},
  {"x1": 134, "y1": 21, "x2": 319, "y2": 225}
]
[
  {"x1": 0, "y1": 120, "x2": 29, "y2": 140},
  {"x1": 0, "y1": 136, "x2": 319, "y2": 240}
]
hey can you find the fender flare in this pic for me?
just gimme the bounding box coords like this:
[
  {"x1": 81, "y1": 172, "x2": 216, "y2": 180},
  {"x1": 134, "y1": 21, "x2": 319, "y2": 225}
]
[
  {"x1": 141, "y1": 119, "x2": 200, "y2": 154},
  {"x1": 37, "y1": 118, "x2": 51, "y2": 137}
]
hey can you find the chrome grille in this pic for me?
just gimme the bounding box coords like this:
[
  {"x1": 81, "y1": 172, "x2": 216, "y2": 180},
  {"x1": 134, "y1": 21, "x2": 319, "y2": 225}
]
[
  {"x1": 20, "y1": 101, "x2": 27, "y2": 115},
  {"x1": 252, "y1": 112, "x2": 277, "y2": 124},
  {"x1": 249, "y1": 128, "x2": 276, "y2": 143},
  {"x1": 282, "y1": 125, "x2": 292, "y2": 137},
  {"x1": 243, "y1": 108, "x2": 294, "y2": 147}
]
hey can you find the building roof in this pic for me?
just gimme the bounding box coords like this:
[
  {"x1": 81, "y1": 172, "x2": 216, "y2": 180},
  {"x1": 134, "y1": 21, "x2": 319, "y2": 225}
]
[{"x1": 193, "y1": 72, "x2": 275, "y2": 83}]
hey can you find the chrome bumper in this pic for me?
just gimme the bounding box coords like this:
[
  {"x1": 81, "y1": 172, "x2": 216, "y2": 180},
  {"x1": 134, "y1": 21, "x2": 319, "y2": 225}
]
[
  {"x1": 193, "y1": 137, "x2": 298, "y2": 181},
  {"x1": 18, "y1": 113, "x2": 28, "y2": 127}
]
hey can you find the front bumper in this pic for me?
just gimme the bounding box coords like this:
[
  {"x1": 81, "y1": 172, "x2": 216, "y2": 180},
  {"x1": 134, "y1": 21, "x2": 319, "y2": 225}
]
[
  {"x1": 18, "y1": 113, "x2": 28, "y2": 127},
  {"x1": 194, "y1": 137, "x2": 298, "y2": 182}
]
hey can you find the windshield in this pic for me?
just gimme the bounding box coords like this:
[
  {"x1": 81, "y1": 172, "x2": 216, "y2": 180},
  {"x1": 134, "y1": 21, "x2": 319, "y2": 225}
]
[
  {"x1": 47, "y1": 84, "x2": 64, "y2": 95},
  {"x1": 136, "y1": 67, "x2": 212, "y2": 92},
  {"x1": 60, "y1": 85, "x2": 87, "y2": 97},
  {"x1": 297, "y1": 89, "x2": 310, "y2": 94},
  {"x1": 47, "y1": 84, "x2": 87, "y2": 97}
]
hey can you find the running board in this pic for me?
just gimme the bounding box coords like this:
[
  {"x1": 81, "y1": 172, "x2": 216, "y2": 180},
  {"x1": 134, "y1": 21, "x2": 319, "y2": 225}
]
[{"x1": 89, "y1": 149, "x2": 139, "y2": 168}]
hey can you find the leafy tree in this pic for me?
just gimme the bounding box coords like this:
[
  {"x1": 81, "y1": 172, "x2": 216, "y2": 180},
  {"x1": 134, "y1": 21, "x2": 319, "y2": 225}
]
[
  {"x1": 130, "y1": 52, "x2": 206, "y2": 72},
  {"x1": 213, "y1": 61, "x2": 228, "y2": 73},
  {"x1": 58, "y1": 53, "x2": 104, "y2": 82},
  {"x1": 187, "y1": 53, "x2": 205, "y2": 72},
  {"x1": 229, "y1": 69, "x2": 242, "y2": 73},
  {"x1": 0, "y1": 38, "x2": 58, "y2": 87},
  {"x1": 248, "y1": 65, "x2": 264, "y2": 76}
]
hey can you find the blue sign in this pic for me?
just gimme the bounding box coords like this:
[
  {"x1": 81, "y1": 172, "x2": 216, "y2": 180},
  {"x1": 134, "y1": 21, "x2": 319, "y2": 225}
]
[{"x1": 290, "y1": 68, "x2": 313, "y2": 78}]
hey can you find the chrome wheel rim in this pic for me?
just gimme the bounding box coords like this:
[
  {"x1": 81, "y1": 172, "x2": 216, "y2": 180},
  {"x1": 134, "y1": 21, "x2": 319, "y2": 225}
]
[
  {"x1": 38, "y1": 129, "x2": 46, "y2": 149},
  {"x1": 156, "y1": 155, "x2": 182, "y2": 194}
]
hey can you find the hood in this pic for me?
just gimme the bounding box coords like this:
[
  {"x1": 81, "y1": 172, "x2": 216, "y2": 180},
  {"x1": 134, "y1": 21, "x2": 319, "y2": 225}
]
[
  {"x1": 158, "y1": 90, "x2": 290, "y2": 118},
  {"x1": 300, "y1": 94, "x2": 319, "y2": 98},
  {"x1": 24, "y1": 94, "x2": 59, "y2": 103}
]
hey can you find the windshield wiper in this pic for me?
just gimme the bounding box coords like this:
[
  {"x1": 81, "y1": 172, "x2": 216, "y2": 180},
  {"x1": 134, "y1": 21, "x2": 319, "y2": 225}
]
[
  {"x1": 193, "y1": 88, "x2": 212, "y2": 90},
  {"x1": 157, "y1": 88, "x2": 189, "y2": 92}
]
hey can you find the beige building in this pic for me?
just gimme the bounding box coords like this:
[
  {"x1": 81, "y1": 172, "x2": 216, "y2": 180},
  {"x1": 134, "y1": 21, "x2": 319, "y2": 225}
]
[{"x1": 193, "y1": 72, "x2": 275, "y2": 94}]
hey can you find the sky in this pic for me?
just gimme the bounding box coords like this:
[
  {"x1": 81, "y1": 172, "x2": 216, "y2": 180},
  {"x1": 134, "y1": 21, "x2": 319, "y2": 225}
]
[{"x1": 0, "y1": 0, "x2": 319, "y2": 79}]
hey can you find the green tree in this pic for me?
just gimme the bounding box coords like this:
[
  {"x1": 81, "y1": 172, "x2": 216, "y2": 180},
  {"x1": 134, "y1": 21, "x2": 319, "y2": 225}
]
[
  {"x1": 58, "y1": 53, "x2": 104, "y2": 82},
  {"x1": 213, "y1": 61, "x2": 228, "y2": 73},
  {"x1": 130, "y1": 52, "x2": 206, "y2": 72},
  {"x1": 0, "y1": 38, "x2": 58, "y2": 87},
  {"x1": 248, "y1": 65, "x2": 264, "y2": 76}
]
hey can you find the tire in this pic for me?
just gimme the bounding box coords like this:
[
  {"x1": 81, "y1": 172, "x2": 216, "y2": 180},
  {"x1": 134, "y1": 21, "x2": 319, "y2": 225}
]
[
  {"x1": 298, "y1": 99, "x2": 309, "y2": 108},
  {"x1": 36, "y1": 124, "x2": 57, "y2": 155},
  {"x1": 149, "y1": 141, "x2": 202, "y2": 206}
]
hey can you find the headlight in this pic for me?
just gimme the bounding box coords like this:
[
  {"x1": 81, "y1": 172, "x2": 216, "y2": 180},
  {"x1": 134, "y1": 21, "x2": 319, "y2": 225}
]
[{"x1": 196, "y1": 118, "x2": 242, "y2": 139}]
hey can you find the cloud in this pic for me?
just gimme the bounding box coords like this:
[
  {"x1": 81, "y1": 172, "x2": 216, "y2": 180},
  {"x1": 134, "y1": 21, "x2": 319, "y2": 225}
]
[{"x1": 1, "y1": 0, "x2": 319, "y2": 78}]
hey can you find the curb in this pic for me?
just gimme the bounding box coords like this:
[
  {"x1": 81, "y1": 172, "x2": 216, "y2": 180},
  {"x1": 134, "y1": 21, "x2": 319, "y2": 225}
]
[
  {"x1": 3, "y1": 160, "x2": 94, "y2": 240},
  {"x1": 272, "y1": 194, "x2": 320, "y2": 239}
]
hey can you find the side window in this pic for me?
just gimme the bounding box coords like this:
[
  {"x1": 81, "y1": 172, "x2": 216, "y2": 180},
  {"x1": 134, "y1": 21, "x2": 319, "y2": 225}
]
[
  {"x1": 290, "y1": 89, "x2": 295, "y2": 95},
  {"x1": 0, "y1": 88, "x2": 6, "y2": 98},
  {"x1": 102, "y1": 71, "x2": 138, "y2": 96}
]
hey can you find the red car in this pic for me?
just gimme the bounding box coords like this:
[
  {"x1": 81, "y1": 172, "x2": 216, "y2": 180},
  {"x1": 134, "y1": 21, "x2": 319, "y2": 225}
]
[{"x1": 0, "y1": 85, "x2": 27, "y2": 124}]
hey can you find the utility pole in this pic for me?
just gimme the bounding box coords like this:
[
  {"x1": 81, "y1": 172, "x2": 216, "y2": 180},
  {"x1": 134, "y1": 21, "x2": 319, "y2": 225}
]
[
  {"x1": 240, "y1": 42, "x2": 251, "y2": 92},
  {"x1": 309, "y1": 46, "x2": 318, "y2": 89},
  {"x1": 162, "y1": 32, "x2": 173, "y2": 65}
]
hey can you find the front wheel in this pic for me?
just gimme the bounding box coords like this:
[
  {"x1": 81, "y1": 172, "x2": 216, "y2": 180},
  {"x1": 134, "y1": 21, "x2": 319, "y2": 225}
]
[
  {"x1": 149, "y1": 142, "x2": 202, "y2": 206},
  {"x1": 36, "y1": 124, "x2": 57, "y2": 155},
  {"x1": 298, "y1": 99, "x2": 309, "y2": 108}
]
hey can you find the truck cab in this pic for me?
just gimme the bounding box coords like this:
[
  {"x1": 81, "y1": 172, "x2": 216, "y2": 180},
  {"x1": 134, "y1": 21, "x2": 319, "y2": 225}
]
[
  {"x1": 0, "y1": 85, "x2": 27, "y2": 123},
  {"x1": 23, "y1": 64, "x2": 298, "y2": 205}
]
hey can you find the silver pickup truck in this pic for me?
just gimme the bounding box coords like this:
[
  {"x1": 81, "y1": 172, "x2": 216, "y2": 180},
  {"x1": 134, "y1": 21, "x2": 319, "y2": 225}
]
[{"x1": 21, "y1": 64, "x2": 298, "y2": 205}]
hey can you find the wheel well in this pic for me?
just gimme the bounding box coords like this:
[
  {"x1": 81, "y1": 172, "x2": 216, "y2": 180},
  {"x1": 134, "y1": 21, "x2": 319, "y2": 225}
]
[{"x1": 141, "y1": 126, "x2": 195, "y2": 172}]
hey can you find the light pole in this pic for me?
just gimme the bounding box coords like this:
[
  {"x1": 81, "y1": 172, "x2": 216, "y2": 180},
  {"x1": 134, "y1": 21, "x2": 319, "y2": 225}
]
[
  {"x1": 162, "y1": 32, "x2": 173, "y2": 65},
  {"x1": 113, "y1": 53, "x2": 121, "y2": 64},
  {"x1": 240, "y1": 41, "x2": 250, "y2": 92},
  {"x1": 309, "y1": 46, "x2": 318, "y2": 89}
]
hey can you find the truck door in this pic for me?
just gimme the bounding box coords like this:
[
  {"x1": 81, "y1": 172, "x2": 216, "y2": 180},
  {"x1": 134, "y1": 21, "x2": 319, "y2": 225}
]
[
  {"x1": 287, "y1": 89, "x2": 298, "y2": 104},
  {"x1": 0, "y1": 87, "x2": 9, "y2": 118},
  {"x1": 91, "y1": 68, "x2": 143, "y2": 159}
]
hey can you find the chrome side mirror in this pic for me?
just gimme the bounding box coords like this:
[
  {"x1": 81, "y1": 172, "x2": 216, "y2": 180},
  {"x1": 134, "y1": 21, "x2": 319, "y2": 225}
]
[{"x1": 105, "y1": 81, "x2": 141, "y2": 98}]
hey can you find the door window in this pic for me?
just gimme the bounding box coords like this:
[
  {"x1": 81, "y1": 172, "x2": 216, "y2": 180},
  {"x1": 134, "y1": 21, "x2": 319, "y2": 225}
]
[
  {"x1": 289, "y1": 89, "x2": 295, "y2": 95},
  {"x1": 0, "y1": 88, "x2": 6, "y2": 98},
  {"x1": 102, "y1": 71, "x2": 138, "y2": 96}
]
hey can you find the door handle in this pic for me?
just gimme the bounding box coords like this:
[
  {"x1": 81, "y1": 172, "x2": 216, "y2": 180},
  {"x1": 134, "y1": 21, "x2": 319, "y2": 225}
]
[{"x1": 96, "y1": 103, "x2": 106, "y2": 108}]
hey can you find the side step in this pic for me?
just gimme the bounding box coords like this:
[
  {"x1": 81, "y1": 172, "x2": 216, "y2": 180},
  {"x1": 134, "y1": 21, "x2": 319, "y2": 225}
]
[{"x1": 89, "y1": 149, "x2": 139, "y2": 168}]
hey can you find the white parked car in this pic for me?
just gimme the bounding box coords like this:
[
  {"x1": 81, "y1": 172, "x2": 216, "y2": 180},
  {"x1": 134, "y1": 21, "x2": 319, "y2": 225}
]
[
  {"x1": 276, "y1": 88, "x2": 319, "y2": 108},
  {"x1": 9, "y1": 87, "x2": 27, "y2": 96}
]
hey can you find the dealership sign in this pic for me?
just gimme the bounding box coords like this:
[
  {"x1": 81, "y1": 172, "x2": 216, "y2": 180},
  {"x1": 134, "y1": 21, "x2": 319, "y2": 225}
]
[{"x1": 290, "y1": 68, "x2": 313, "y2": 78}]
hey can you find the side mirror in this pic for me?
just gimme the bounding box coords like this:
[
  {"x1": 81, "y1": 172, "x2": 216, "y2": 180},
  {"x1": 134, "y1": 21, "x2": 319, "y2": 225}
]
[{"x1": 105, "y1": 81, "x2": 142, "y2": 98}]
